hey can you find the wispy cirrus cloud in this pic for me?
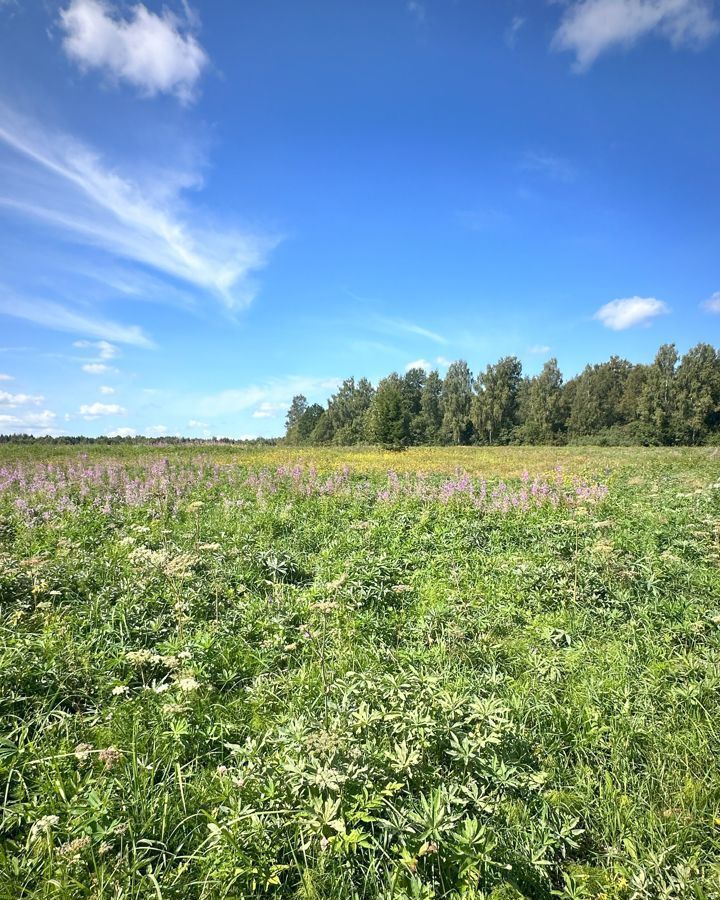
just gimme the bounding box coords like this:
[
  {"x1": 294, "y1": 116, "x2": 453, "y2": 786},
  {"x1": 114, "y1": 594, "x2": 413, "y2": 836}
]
[
  {"x1": 552, "y1": 0, "x2": 719, "y2": 71},
  {"x1": 701, "y1": 291, "x2": 720, "y2": 313},
  {"x1": 522, "y1": 151, "x2": 576, "y2": 183},
  {"x1": 59, "y1": 0, "x2": 208, "y2": 104},
  {"x1": 0, "y1": 293, "x2": 153, "y2": 347},
  {"x1": 594, "y1": 296, "x2": 669, "y2": 330},
  {"x1": 0, "y1": 108, "x2": 279, "y2": 311},
  {"x1": 376, "y1": 317, "x2": 448, "y2": 345}
]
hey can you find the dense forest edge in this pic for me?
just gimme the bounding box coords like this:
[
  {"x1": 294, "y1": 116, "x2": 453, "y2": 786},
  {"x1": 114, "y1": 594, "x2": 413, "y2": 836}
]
[
  {"x1": 2, "y1": 341, "x2": 719, "y2": 448},
  {"x1": 284, "y1": 342, "x2": 720, "y2": 448}
]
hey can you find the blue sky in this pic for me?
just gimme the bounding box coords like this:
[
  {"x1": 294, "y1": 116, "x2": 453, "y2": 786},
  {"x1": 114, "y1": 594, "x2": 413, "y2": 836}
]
[{"x1": 0, "y1": 0, "x2": 718, "y2": 438}]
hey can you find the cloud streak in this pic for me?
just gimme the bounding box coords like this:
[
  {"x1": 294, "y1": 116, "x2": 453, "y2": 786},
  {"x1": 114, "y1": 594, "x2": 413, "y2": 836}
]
[
  {"x1": 0, "y1": 293, "x2": 154, "y2": 347},
  {"x1": 0, "y1": 109, "x2": 278, "y2": 310}
]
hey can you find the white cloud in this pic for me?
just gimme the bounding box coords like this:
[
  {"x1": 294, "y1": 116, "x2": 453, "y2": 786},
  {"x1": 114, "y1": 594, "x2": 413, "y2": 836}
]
[
  {"x1": 701, "y1": 291, "x2": 720, "y2": 313},
  {"x1": 59, "y1": 0, "x2": 208, "y2": 104},
  {"x1": 107, "y1": 426, "x2": 136, "y2": 437},
  {"x1": 594, "y1": 296, "x2": 669, "y2": 330},
  {"x1": 436, "y1": 356, "x2": 451, "y2": 367},
  {"x1": 529, "y1": 344, "x2": 551, "y2": 355},
  {"x1": 0, "y1": 409, "x2": 57, "y2": 434},
  {"x1": 405, "y1": 358, "x2": 432, "y2": 372},
  {"x1": 0, "y1": 373, "x2": 13, "y2": 381},
  {"x1": 199, "y1": 376, "x2": 341, "y2": 417},
  {"x1": 187, "y1": 419, "x2": 208, "y2": 428},
  {"x1": 82, "y1": 363, "x2": 114, "y2": 374},
  {"x1": 0, "y1": 294, "x2": 153, "y2": 347},
  {"x1": 79, "y1": 401, "x2": 126, "y2": 420},
  {"x1": 99, "y1": 385, "x2": 115, "y2": 394},
  {"x1": 251, "y1": 401, "x2": 287, "y2": 419},
  {"x1": 553, "y1": 0, "x2": 719, "y2": 71},
  {"x1": 74, "y1": 339, "x2": 119, "y2": 359},
  {"x1": 0, "y1": 110, "x2": 278, "y2": 310},
  {"x1": 0, "y1": 390, "x2": 44, "y2": 406},
  {"x1": 145, "y1": 424, "x2": 168, "y2": 436}
]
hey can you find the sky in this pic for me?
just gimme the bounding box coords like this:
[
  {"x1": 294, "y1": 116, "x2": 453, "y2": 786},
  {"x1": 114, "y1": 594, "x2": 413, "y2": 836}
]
[{"x1": 0, "y1": 0, "x2": 718, "y2": 439}]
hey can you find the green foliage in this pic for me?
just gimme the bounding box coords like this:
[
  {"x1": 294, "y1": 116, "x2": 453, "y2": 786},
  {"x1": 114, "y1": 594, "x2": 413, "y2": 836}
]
[
  {"x1": 282, "y1": 343, "x2": 720, "y2": 449},
  {"x1": 1, "y1": 446, "x2": 720, "y2": 898}
]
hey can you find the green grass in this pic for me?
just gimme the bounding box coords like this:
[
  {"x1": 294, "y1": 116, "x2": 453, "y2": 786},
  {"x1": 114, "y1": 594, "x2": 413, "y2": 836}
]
[{"x1": 0, "y1": 445, "x2": 719, "y2": 898}]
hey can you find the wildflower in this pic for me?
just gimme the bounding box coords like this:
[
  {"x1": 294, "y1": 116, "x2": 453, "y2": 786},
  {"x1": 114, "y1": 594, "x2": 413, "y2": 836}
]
[
  {"x1": 126, "y1": 649, "x2": 156, "y2": 666},
  {"x1": 98, "y1": 747, "x2": 122, "y2": 770},
  {"x1": 98, "y1": 841, "x2": 112, "y2": 856},
  {"x1": 30, "y1": 815, "x2": 59, "y2": 842},
  {"x1": 58, "y1": 835, "x2": 91, "y2": 859},
  {"x1": 175, "y1": 676, "x2": 200, "y2": 692},
  {"x1": 216, "y1": 764, "x2": 228, "y2": 776},
  {"x1": 111, "y1": 685, "x2": 130, "y2": 696},
  {"x1": 392, "y1": 584, "x2": 412, "y2": 593},
  {"x1": 151, "y1": 681, "x2": 170, "y2": 694},
  {"x1": 74, "y1": 743, "x2": 93, "y2": 765}
]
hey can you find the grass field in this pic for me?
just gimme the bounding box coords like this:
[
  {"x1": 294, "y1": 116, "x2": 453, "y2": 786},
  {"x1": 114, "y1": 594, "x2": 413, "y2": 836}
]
[{"x1": 1, "y1": 445, "x2": 719, "y2": 898}]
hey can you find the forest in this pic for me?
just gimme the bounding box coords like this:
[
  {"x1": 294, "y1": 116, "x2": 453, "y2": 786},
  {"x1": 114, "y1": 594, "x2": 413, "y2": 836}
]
[{"x1": 285, "y1": 342, "x2": 720, "y2": 448}]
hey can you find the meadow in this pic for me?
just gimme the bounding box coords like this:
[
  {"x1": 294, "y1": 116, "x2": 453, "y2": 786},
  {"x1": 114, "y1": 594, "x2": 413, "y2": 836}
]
[{"x1": 0, "y1": 444, "x2": 719, "y2": 899}]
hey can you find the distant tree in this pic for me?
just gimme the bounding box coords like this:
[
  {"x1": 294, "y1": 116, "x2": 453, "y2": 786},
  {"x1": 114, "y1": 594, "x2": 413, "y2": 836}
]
[
  {"x1": 369, "y1": 374, "x2": 410, "y2": 448},
  {"x1": 568, "y1": 356, "x2": 632, "y2": 437},
  {"x1": 674, "y1": 343, "x2": 720, "y2": 443},
  {"x1": 421, "y1": 370, "x2": 444, "y2": 443},
  {"x1": 285, "y1": 394, "x2": 308, "y2": 443},
  {"x1": 297, "y1": 403, "x2": 325, "y2": 443},
  {"x1": 473, "y1": 356, "x2": 522, "y2": 444},
  {"x1": 326, "y1": 377, "x2": 375, "y2": 444},
  {"x1": 518, "y1": 358, "x2": 566, "y2": 443},
  {"x1": 441, "y1": 361, "x2": 473, "y2": 444},
  {"x1": 402, "y1": 368, "x2": 427, "y2": 444},
  {"x1": 639, "y1": 344, "x2": 678, "y2": 444}
]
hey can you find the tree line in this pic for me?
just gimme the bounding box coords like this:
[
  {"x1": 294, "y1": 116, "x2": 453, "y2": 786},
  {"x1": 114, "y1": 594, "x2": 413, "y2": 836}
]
[{"x1": 285, "y1": 342, "x2": 720, "y2": 447}]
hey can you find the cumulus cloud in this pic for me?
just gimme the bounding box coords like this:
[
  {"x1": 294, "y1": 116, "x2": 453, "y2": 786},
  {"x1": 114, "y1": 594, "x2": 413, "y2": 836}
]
[
  {"x1": 74, "y1": 339, "x2": 119, "y2": 359},
  {"x1": 200, "y1": 376, "x2": 341, "y2": 418},
  {"x1": 436, "y1": 356, "x2": 451, "y2": 367},
  {"x1": 405, "y1": 359, "x2": 432, "y2": 372},
  {"x1": 529, "y1": 344, "x2": 551, "y2": 355},
  {"x1": 701, "y1": 291, "x2": 720, "y2": 313},
  {"x1": 99, "y1": 385, "x2": 115, "y2": 394},
  {"x1": 594, "y1": 296, "x2": 669, "y2": 330},
  {"x1": 82, "y1": 363, "x2": 114, "y2": 374},
  {"x1": 251, "y1": 401, "x2": 287, "y2": 419},
  {"x1": 0, "y1": 373, "x2": 13, "y2": 381},
  {"x1": 145, "y1": 424, "x2": 168, "y2": 436},
  {"x1": 0, "y1": 390, "x2": 44, "y2": 406},
  {"x1": 0, "y1": 409, "x2": 57, "y2": 434},
  {"x1": 553, "y1": 0, "x2": 719, "y2": 71},
  {"x1": 59, "y1": 0, "x2": 208, "y2": 103},
  {"x1": 187, "y1": 419, "x2": 208, "y2": 428},
  {"x1": 79, "y1": 401, "x2": 126, "y2": 419},
  {"x1": 107, "y1": 426, "x2": 136, "y2": 437},
  {"x1": 0, "y1": 111, "x2": 278, "y2": 310}
]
